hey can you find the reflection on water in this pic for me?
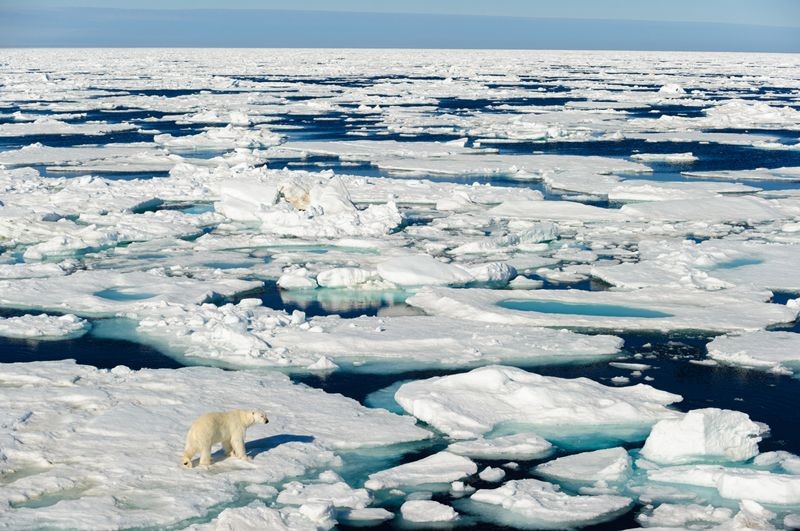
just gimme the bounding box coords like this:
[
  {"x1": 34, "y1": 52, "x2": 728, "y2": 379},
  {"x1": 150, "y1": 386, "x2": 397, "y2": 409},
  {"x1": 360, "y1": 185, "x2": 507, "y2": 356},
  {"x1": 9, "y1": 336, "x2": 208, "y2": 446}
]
[{"x1": 257, "y1": 281, "x2": 416, "y2": 318}]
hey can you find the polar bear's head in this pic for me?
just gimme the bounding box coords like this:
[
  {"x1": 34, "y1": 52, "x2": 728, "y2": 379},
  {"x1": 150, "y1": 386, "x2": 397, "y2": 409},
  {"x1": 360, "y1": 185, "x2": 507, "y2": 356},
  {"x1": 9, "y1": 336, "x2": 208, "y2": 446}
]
[{"x1": 249, "y1": 410, "x2": 269, "y2": 425}]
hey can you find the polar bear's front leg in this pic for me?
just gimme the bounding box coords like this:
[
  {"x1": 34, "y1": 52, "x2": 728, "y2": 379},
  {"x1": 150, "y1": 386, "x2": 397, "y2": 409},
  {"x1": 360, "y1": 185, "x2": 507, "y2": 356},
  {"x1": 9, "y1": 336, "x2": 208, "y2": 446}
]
[
  {"x1": 222, "y1": 440, "x2": 233, "y2": 456},
  {"x1": 231, "y1": 432, "x2": 250, "y2": 461}
]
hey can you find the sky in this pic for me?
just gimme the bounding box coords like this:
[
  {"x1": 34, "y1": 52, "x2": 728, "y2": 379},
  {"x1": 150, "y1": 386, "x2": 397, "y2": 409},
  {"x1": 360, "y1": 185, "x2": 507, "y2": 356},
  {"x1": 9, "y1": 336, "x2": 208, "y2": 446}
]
[{"x1": 1, "y1": 0, "x2": 799, "y2": 51}]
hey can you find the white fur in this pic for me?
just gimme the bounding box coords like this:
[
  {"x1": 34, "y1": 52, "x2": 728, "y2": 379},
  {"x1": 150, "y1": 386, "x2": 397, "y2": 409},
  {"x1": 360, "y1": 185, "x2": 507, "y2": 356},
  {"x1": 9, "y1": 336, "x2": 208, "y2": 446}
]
[{"x1": 181, "y1": 409, "x2": 269, "y2": 468}]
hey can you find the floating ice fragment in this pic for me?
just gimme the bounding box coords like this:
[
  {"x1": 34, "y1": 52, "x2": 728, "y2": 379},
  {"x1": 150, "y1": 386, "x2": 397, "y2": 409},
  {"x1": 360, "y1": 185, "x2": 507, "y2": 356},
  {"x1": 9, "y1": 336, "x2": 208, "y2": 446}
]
[
  {"x1": 364, "y1": 452, "x2": 477, "y2": 491},
  {"x1": 641, "y1": 408, "x2": 765, "y2": 465},
  {"x1": 395, "y1": 365, "x2": 681, "y2": 440},
  {"x1": 0, "y1": 313, "x2": 90, "y2": 340},
  {"x1": 466, "y1": 479, "x2": 632, "y2": 528},
  {"x1": 707, "y1": 331, "x2": 800, "y2": 375},
  {"x1": 400, "y1": 500, "x2": 459, "y2": 523},
  {"x1": 535, "y1": 447, "x2": 632, "y2": 484},
  {"x1": 448, "y1": 434, "x2": 553, "y2": 461}
]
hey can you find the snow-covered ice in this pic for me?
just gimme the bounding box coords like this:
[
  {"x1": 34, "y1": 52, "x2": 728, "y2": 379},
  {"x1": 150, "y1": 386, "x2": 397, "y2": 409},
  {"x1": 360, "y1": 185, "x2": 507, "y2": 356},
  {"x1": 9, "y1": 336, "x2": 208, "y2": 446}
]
[
  {"x1": 395, "y1": 365, "x2": 681, "y2": 441},
  {"x1": 400, "y1": 499, "x2": 459, "y2": 523},
  {"x1": 534, "y1": 447, "x2": 632, "y2": 484},
  {"x1": 707, "y1": 331, "x2": 800, "y2": 375},
  {"x1": 0, "y1": 360, "x2": 430, "y2": 528},
  {"x1": 364, "y1": 452, "x2": 477, "y2": 491},
  {"x1": 0, "y1": 313, "x2": 89, "y2": 340},
  {"x1": 465, "y1": 479, "x2": 632, "y2": 528}
]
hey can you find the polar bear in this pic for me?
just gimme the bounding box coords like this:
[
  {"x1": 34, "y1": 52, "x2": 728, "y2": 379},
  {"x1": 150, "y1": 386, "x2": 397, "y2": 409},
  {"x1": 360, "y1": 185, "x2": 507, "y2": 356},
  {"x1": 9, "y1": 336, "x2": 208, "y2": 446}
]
[{"x1": 181, "y1": 409, "x2": 269, "y2": 468}]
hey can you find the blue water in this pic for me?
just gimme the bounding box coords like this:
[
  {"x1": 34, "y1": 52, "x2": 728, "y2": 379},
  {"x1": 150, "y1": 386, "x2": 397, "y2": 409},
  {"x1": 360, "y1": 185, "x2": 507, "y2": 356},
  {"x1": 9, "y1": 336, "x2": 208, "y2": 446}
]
[{"x1": 497, "y1": 299, "x2": 673, "y2": 318}]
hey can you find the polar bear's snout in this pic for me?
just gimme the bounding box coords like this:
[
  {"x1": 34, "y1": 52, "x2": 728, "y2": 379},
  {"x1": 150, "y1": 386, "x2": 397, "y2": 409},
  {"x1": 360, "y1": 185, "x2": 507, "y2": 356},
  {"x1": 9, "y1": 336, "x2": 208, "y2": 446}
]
[{"x1": 252, "y1": 410, "x2": 269, "y2": 424}]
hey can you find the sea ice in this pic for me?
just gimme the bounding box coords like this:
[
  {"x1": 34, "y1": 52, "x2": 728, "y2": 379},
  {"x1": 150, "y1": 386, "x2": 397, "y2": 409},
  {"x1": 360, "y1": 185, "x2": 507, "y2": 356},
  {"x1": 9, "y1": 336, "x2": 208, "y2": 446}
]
[
  {"x1": 466, "y1": 479, "x2": 632, "y2": 528},
  {"x1": 647, "y1": 465, "x2": 800, "y2": 505},
  {"x1": 364, "y1": 452, "x2": 477, "y2": 491},
  {"x1": 707, "y1": 330, "x2": 800, "y2": 375},
  {"x1": 395, "y1": 365, "x2": 681, "y2": 440},
  {"x1": 447, "y1": 434, "x2": 554, "y2": 461},
  {"x1": 408, "y1": 286, "x2": 796, "y2": 333},
  {"x1": 0, "y1": 361, "x2": 429, "y2": 528},
  {"x1": 534, "y1": 447, "x2": 632, "y2": 484},
  {"x1": 0, "y1": 313, "x2": 89, "y2": 340},
  {"x1": 400, "y1": 500, "x2": 459, "y2": 523},
  {"x1": 640, "y1": 408, "x2": 765, "y2": 465}
]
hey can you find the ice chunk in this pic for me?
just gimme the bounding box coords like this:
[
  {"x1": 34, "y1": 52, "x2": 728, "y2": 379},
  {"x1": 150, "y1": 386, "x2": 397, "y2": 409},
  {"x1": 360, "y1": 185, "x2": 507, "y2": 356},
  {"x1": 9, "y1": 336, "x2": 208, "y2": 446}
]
[
  {"x1": 448, "y1": 434, "x2": 553, "y2": 461},
  {"x1": 195, "y1": 501, "x2": 323, "y2": 531},
  {"x1": 376, "y1": 254, "x2": 474, "y2": 287},
  {"x1": 753, "y1": 451, "x2": 800, "y2": 474},
  {"x1": 467, "y1": 479, "x2": 632, "y2": 528},
  {"x1": 535, "y1": 447, "x2": 632, "y2": 484},
  {"x1": 631, "y1": 152, "x2": 698, "y2": 164},
  {"x1": 364, "y1": 452, "x2": 477, "y2": 491},
  {"x1": 400, "y1": 500, "x2": 459, "y2": 523},
  {"x1": 637, "y1": 503, "x2": 733, "y2": 527},
  {"x1": 640, "y1": 408, "x2": 764, "y2": 465},
  {"x1": 395, "y1": 365, "x2": 681, "y2": 440},
  {"x1": 316, "y1": 267, "x2": 376, "y2": 288},
  {"x1": 479, "y1": 466, "x2": 506, "y2": 482},
  {"x1": 277, "y1": 479, "x2": 371, "y2": 509},
  {"x1": 0, "y1": 313, "x2": 89, "y2": 340}
]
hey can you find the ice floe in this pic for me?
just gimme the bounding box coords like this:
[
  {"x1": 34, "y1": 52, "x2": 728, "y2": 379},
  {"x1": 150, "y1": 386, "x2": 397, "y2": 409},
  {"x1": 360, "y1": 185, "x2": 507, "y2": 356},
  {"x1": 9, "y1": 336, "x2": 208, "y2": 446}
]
[
  {"x1": 364, "y1": 451, "x2": 477, "y2": 491},
  {"x1": 448, "y1": 434, "x2": 554, "y2": 461},
  {"x1": 400, "y1": 499, "x2": 459, "y2": 523},
  {"x1": 465, "y1": 478, "x2": 632, "y2": 529},
  {"x1": 647, "y1": 465, "x2": 800, "y2": 506},
  {"x1": 534, "y1": 447, "x2": 632, "y2": 485},
  {"x1": 408, "y1": 285, "x2": 797, "y2": 332},
  {"x1": 0, "y1": 360, "x2": 429, "y2": 528},
  {"x1": 0, "y1": 313, "x2": 89, "y2": 340},
  {"x1": 395, "y1": 365, "x2": 681, "y2": 441}
]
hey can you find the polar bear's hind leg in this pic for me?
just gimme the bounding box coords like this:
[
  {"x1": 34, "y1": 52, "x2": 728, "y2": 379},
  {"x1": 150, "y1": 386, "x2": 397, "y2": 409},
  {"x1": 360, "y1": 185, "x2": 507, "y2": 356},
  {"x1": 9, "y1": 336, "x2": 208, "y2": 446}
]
[
  {"x1": 222, "y1": 440, "x2": 233, "y2": 456},
  {"x1": 199, "y1": 445, "x2": 212, "y2": 466}
]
